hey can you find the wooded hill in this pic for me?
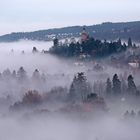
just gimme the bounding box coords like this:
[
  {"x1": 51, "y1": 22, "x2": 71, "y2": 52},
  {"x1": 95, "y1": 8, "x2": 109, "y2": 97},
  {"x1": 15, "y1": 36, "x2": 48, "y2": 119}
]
[{"x1": 0, "y1": 21, "x2": 140, "y2": 42}]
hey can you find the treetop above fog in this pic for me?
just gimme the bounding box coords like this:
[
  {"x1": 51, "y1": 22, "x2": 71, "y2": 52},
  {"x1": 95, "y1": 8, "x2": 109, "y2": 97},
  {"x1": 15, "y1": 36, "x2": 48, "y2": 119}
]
[{"x1": 49, "y1": 36, "x2": 134, "y2": 59}]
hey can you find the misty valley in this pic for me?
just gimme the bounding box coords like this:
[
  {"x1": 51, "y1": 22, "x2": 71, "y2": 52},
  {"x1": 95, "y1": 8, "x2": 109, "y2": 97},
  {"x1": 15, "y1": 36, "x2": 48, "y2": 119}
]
[
  {"x1": 1, "y1": 0, "x2": 140, "y2": 138},
  {"x1": 0, "y1": 35, "x2": 140, "y2": 140}
]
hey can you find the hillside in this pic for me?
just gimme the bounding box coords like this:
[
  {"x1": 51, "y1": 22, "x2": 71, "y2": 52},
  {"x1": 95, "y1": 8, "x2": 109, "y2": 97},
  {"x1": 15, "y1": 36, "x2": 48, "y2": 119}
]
[{"x1": 0, "y1": 21, "x2": 140, "y2": 42}]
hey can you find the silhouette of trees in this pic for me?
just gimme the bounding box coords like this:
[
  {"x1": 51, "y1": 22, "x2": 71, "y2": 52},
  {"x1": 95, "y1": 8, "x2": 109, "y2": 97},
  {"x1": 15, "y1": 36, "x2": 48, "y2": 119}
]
[
  {"x1": 22, "y1": 90, "x2": 41, "y2": 105},
  {"x1": 17, "y1": 67, "x2": 27, "y2": 81},
  {"x1": 11, "y1": 90, "x2": 42, "y2": 110},
  {"x1": 49, "y1": 37, "x2": 129, "y2": 58},
  {"x1": 104, "y1": 73, "x2": 140, "y2": 99},
  {"x1": 87, "y1": 93, "x2": 98, "y2": 102},
  {"x1": 69, "y1": 72, "x2": 91, "y2": 102},
  {"x1": 0, "y1": 65, "x2": 140, "y2": 108},
  {"x1": 112, "y1": 74, "x2": 121, "y2": 95},
  {"x1": 44, "y1": 87, "x2": 67, "y2": 102},
  {"x1": 32, "y1": 69, "x2": 41, "y2": 81},
  {"x1": 2, "y1": 69, "x2": 11, "y2": 80},
  {"x1": 32, "y1": 47, "x2": 38, "y2": 53},
  {"x1": 12, "y1": 70, "x2": 17, "y2": 79},
  {"x1": 106, "y1": 78, "x2": 112, "y2": 96},
  {"x1": 128, "y1": 37, "x2": 132, "y2": 47},
  {"x1": 127, "y1": 75, "x2": 137, "y2": 95}
]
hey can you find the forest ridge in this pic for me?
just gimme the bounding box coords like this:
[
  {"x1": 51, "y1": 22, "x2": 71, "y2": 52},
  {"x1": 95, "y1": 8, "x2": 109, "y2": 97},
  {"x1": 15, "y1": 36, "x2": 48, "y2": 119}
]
[{"x1": 0, "y1": 21, "x2": 140, "y2": 42}]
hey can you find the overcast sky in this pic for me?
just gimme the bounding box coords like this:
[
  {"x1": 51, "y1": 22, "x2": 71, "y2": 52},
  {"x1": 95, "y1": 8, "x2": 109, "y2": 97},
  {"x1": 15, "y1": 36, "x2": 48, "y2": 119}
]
[{"x1": 0, "y1": 0, "x2": 140, "y2": 35}]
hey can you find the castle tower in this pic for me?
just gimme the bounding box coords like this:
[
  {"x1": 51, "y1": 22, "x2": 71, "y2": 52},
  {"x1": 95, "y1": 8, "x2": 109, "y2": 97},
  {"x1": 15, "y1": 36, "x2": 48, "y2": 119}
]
[{"x1": 81, "y1": 27, "x2": 88, "y2": 42}]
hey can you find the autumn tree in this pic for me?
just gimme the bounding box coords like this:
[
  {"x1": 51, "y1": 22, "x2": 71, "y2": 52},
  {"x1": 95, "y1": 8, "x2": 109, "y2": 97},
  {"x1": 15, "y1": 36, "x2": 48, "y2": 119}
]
[{"x1": 22, "y1": 90, "x2": 41, "y2": 105}]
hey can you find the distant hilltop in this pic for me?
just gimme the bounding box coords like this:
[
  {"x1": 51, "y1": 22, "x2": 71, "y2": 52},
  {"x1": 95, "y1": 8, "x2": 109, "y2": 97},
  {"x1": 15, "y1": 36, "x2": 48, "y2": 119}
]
[{"x1": 0, "y1": 21, "x2": 140, "y2": 42}]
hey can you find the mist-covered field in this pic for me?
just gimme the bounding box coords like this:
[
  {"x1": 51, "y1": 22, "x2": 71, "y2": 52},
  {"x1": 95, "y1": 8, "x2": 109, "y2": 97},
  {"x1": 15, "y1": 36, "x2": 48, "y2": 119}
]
[{"x1": 0, "y1": 41, "x2": 140, "y2": 140}]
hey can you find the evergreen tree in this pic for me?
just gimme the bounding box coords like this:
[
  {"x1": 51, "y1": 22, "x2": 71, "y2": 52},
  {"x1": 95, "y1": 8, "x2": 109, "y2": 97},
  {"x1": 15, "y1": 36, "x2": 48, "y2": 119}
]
[
  {"x1": 17, "y1": 67, "x2": 27, "y2": 81},
  {"x1": 127, "y1": 75, "x2": 137, "y2": 94},
  {"x1": 112, "y1": 74, "x2": 121, "y2": 95},
  {"x1": 69, "y1": 81, "x2": 76, "y2": 102},
  {"x1": 118, "y1": 38, "x2": 122, "y2": 46},
  {"x1": 49, "y1": 37, "x2": 129, "y2": 58},
  {"x1": 106, "y1": 78, "x2": 112, "y2": 96},
  {"x1": 3, "y1": 69, "x2": 11, "y2": 80},
  {"x1": 12, "y1": 70, "x2": 17, "y2": 79},
  {"x1": 69, "y1": 72, "x2": 91, "y2": 102},
  {"x1": 32, "y1": 69, "x2": 40, "y2": 80},
  {"x1": 128, "y1": 37, "x2": 132, "y2": 47},
  {"x1": 32, "y1": 47, "x2": 38, "y2": 53}
]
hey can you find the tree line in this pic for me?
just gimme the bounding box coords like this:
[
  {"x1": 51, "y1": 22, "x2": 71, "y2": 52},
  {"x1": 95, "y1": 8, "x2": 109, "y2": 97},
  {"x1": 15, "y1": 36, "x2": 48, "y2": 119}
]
[
  {"x1": 49, "y1": 37, "x2": 134, "y2": 58},
  {"x1": 9, "y1": 71, "x2": 140, "y2": 112},
  {"x1": 106, "y1": 74, "x2": 139, "y2": 98}
]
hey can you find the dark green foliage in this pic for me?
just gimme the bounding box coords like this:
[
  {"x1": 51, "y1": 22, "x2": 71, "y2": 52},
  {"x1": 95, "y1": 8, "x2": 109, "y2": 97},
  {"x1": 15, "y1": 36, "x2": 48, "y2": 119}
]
[
  {"x1": 112, "y1": 74, "x2": 121, "y2": 95},
  {"x1": 87, "y1": 93, "x2": 98, "y2": 101},
  {"x1": 128, "y1": 37, "x2": 132, "y2": 47},
  {"x1": 49, "y1": 37, "x2": 127, "y2": 58},
  {"x1": 127, "y1": 75, "x2": 137, "y2": 94}
]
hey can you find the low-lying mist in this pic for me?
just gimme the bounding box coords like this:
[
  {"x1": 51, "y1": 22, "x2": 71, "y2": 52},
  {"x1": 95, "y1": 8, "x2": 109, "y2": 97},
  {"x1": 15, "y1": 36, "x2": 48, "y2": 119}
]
[
  {"x1": 1, "y1": 113, "x2": 140, "y2": 140},
  {"x1": 0, "y1": 40, "x2": 52, "y2": 53},
  {"x1": 0, "y1": 40, "x2": 140, "y2": 140}
]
